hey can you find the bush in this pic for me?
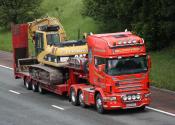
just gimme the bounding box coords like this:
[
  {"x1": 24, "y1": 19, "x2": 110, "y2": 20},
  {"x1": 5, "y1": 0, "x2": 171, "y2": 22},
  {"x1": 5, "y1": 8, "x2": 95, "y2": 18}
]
[{"x1": 0, "y1": 0, "x2": 43, "y2": 29}]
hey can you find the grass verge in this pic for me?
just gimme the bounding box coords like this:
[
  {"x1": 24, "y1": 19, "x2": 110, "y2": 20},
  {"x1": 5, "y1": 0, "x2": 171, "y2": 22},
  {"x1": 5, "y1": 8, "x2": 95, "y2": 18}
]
[
  {"x1": 150, "y1": 45, "x2": 175, "y2": 91},
  {"x1": 0, "y1": 30, "x2": 12, "y2": 52}
]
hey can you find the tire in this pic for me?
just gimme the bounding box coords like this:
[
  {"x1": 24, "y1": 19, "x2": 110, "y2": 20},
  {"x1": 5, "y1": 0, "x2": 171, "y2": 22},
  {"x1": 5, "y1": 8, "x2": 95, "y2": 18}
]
[
  {"x1": 96, "y1": 94, "x2": 105, "y2": 114},
  {"x1": 32, "y1": 83, "x2": 38, "y2": 92},
  {"x1": 78, "y1": 90, "x2": 86, "y2": 108},
  {"x1": 70, "y1": 88, "x2": 79, "y2": 106},
  {"x1": 24, "y1": 79, "x2": 31, "y2": 90},
  {"x1": 38, "y1": 84, "x2": 45, "y2": 94}
]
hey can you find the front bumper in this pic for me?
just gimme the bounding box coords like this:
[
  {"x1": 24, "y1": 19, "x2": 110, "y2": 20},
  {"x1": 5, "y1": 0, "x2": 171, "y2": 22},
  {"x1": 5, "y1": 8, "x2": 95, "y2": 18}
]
[{"x1": 102, "y1": 92, "x2": 151, "y2": 110}]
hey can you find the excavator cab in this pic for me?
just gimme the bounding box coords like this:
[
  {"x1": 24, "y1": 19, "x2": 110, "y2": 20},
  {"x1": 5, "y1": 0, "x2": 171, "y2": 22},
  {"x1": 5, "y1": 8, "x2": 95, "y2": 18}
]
[
  {"x1": 46, "y1": 32, "x2": 60, "y2": 46},
  {"x1": 34, "y1": 25, "x2": 60, "y2": 55}
]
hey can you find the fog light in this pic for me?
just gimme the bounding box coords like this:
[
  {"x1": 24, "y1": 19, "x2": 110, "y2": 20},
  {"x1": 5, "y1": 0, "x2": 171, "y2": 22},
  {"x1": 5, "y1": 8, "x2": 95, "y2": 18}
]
[
  {"x1": 132, "y1": 95, "x2": 136, "y2": 100},
  {"x1": 127, "y1": 95, "x2": 132, "y2": 101},
  {"x1": 136, "y1": 95, "x2": 141, "y2": 100},
  {"x1": 122, "y1": 96, "x2": 127, "y2": 101}
]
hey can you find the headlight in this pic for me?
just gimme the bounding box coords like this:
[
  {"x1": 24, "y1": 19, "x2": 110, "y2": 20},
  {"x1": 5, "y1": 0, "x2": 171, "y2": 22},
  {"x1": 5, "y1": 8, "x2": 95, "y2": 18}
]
[
  {"x1": 136, "y1": 95, "x2": 141, "y2": 100},
  {"x1": 110, "y1": 97, "x2": 117, "y2": 101},
  {"x1": 103, "y1": 97, "x2": 117, "y2": 101}
]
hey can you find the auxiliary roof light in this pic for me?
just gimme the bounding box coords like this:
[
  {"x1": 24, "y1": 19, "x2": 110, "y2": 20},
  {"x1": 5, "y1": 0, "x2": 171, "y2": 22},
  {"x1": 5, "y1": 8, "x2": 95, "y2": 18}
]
[
  {"x1": 132, "y1": 40, "x2": 137, "y2": 44},
  {"x1": 123, "y1": 41, "x2": 127, "y2": 44},
  {"x1": 128, "y1": 41, "x2": 132, "y2": 44},
  {"x1": 116, "y1": 39, "x2": 141, "y2": 46},
  {"x1": 118, "y1": 41, "x2": 122, "y2": 45}
]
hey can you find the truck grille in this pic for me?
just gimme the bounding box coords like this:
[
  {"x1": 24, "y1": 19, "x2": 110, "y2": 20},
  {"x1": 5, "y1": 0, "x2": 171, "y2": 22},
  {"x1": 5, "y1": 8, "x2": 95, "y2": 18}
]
[{"x1": 116, "y1": 78, "x2": 143, "y2": 92}]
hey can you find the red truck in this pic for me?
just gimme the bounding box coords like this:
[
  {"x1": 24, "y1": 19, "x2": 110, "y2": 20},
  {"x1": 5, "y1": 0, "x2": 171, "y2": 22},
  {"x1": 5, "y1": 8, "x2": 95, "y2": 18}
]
[{"x1": 12, "y1": 24, "x2": 151, "y2": 113}]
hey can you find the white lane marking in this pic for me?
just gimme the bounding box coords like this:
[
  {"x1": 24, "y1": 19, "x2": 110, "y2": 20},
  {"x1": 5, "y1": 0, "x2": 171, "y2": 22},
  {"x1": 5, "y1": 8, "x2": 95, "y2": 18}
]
[
  {"x1": 146, "y1": 106, "x2": 175, "y2": 117},
  {"x1": 51, "y1": 105, "x2": 65, "y2": 111},
  {"x1": 0, "y1": 65, "x2": 13, "y2": 70},
  {"x1": 9, "y1": 90, "x2": 21, "y2": 95}
]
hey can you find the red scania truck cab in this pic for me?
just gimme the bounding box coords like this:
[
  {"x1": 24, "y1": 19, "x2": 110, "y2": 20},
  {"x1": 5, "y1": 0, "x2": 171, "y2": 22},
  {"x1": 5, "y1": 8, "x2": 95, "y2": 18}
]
[{"x1": 70, "y1": 32, "x2": 151, "y2": 113}]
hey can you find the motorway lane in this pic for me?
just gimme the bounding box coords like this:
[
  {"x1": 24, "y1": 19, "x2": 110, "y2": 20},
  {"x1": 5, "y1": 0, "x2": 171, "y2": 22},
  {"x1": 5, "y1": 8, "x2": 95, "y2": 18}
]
[{"x1": 0, "y1": 67, "x2": 175, "y2": 125}]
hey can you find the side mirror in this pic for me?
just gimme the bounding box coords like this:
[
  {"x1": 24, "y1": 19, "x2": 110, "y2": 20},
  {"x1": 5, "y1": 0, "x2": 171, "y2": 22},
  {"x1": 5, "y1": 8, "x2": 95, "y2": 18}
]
[
  {"x1": 147, "y1": 54, "x2": 151, "y2": 69},
  {"x1": 98, "y1": 64, "x2": 105, "y2": 72}
]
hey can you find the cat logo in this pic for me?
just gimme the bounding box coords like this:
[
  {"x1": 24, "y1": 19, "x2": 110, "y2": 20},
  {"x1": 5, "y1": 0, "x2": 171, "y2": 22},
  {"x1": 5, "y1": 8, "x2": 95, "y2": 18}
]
[{"x1": 52, "y1": 47, "x2": 57, "y2": 54}]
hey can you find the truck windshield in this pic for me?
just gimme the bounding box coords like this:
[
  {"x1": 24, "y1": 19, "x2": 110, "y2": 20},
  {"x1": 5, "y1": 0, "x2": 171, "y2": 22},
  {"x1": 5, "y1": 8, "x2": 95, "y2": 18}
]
[
  {"x1": 46, "y1": 33, "x2": 60, "y2": 45},
  {"x1": 106, "y1": 56, "x2": 147, "y2": 76}
]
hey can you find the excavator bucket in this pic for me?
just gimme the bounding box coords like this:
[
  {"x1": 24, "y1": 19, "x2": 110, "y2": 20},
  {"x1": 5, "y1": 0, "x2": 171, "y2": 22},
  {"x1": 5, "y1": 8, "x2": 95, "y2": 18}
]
[{"x1": 11, "y1": 24, "x2": 28, "y2": 74}]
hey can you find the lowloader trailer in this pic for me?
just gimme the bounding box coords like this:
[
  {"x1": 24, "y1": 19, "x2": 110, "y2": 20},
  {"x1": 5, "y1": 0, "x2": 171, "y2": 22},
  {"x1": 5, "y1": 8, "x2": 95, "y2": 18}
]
[{"x1": 12, "y1": 24, "x2": 151, "y2": 113}]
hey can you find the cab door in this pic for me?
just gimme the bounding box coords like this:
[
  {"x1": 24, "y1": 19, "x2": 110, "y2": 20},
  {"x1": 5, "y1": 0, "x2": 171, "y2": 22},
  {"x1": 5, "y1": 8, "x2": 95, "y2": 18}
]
[
  {"x1": 35, "y1": 32, "x2": 44, "y2": 55},
  {"x1": 93, "y1": 56, "x2": 106, "y2": 88}
]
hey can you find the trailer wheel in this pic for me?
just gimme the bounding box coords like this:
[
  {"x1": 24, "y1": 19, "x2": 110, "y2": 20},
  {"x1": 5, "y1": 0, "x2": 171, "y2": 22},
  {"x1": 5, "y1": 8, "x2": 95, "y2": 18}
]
[
  {"x1": 78, "y1": 90, "x2": 86, "y2": 108},
  {"x1": 96, "y1": 94, "x2": 105, "y2": 114},
  {"x1": 32, "y1": 83, "x2": 38, "y2": 92},
  {"x1": 38, "y1": 84, "x2": 45, "y2": 94},
  {"x1": 24, "y1": 79, "x2": 31, "y2": 90},
  {"x1": 70, "y1": 88, "x2": 79, "y2": 106}
]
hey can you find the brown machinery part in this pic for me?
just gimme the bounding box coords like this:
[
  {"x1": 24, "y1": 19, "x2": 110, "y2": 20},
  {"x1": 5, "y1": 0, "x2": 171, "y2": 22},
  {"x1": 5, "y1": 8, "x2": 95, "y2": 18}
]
[{"x1": 29, "y1": 64, "x2": 68, "y2": 85}]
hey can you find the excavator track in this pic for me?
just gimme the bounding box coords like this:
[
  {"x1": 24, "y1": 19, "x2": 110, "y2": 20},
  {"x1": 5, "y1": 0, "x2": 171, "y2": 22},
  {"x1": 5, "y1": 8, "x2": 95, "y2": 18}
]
[{"x1": 29, "y1": 64, "x2": 68, "y2": 85}]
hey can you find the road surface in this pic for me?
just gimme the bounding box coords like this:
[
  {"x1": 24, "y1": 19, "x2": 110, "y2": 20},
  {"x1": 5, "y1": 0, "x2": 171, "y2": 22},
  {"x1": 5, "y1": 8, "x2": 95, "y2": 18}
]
[{"x1": 0, "y1": 66, "x2": 175, "y2": 125}]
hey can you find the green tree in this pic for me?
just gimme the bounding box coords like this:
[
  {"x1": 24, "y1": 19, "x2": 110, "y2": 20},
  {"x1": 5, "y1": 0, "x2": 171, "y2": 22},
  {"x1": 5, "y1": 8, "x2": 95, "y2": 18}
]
[
  {"x1": 0, "y1": 0, "x2": 43, "y2": 29},
  {"x1": 83, "y1": 0, "x2": 175, "y2": 50}
]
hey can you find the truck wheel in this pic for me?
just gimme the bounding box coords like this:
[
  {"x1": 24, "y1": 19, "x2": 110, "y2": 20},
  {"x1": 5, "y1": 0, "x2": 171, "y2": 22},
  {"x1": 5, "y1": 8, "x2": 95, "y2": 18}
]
[
  {"x1": 70, "y1": 88, "x2": 79, "y2": 106},
  {"x1": 78, "y1": 90, "x2": 86, "y2": 108},
  {"x1": 24, "y1": 79, "x2": 31, "y2": 90},
  {"x1": 38, "y1": 84, "x2": 45, "y2": 94},
  {"x1": 32, "y1": 83, "x2": 38, "y2": 92},
  {"x1": 96, "y1": 94, "x2": 105, "y2": 114}
]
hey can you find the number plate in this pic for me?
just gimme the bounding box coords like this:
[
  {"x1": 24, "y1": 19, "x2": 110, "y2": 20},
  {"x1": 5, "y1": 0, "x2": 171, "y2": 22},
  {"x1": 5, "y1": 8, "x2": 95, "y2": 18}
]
[{"x1": 126, "y1": 103, "x2": 136, "y2": 107}]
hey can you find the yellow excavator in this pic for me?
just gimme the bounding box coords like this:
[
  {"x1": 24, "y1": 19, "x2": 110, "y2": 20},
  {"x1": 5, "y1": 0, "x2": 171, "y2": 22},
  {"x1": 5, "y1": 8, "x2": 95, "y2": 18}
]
[
  {"x1": 18, "y1": 16, "x2": 88, "y2": 84},
  {"x1": 27, "y1": 16, "x2": 88, "y2": 67}
]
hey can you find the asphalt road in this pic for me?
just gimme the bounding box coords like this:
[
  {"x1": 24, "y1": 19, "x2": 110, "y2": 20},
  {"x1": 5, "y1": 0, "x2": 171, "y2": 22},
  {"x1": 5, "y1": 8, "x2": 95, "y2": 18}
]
[{"x1": 0, "y1": 67, "x2": 175, "y2": 125}]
